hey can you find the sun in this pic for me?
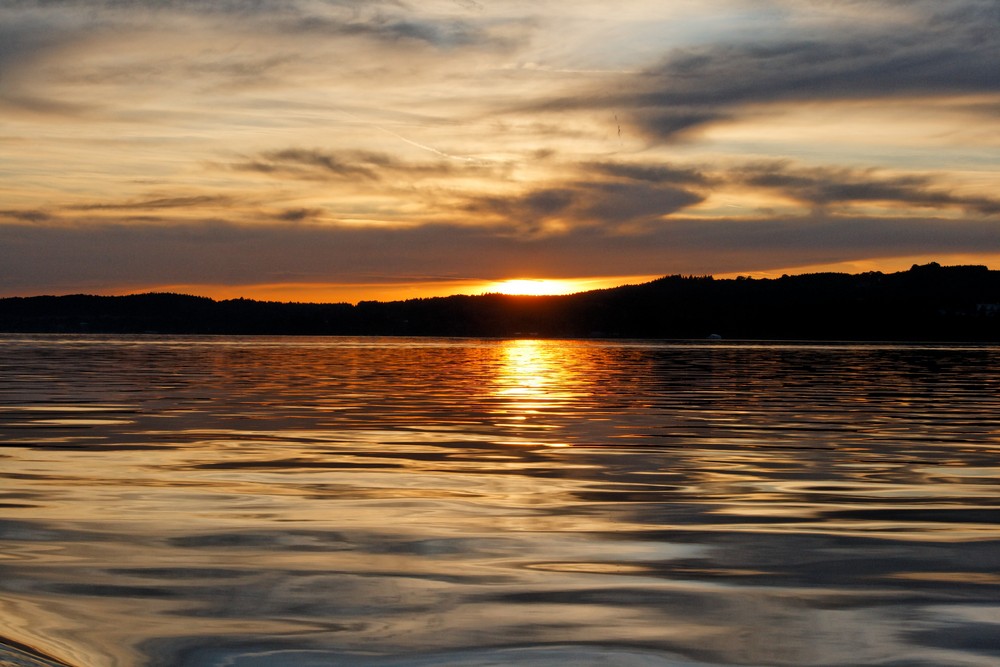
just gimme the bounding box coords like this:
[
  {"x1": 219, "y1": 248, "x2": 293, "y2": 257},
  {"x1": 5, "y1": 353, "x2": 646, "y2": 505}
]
[
  {"x1": 486, "y1": 279, "x2": 575, "y2": 296},
  {"x1": 479, "y1": 275, "x2": 664, "y2": 298}
]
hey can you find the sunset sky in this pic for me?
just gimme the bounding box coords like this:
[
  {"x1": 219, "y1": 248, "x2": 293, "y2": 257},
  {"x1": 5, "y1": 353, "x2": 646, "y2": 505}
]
[{"x1": 1, "y1": 0, "x2": 998, "y2": 303}]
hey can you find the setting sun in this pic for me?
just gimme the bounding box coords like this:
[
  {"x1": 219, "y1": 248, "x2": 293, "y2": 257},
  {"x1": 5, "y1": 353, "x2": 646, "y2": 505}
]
[
  {"x1": 477, "y1": 276, "x2": 663, "y2": 299},
  {"x1": 485, "y1": 279, "x2": 577, "y2": 296},
  {"x1": 478, "y1": 275, "x2": 659, "y2": 296}
]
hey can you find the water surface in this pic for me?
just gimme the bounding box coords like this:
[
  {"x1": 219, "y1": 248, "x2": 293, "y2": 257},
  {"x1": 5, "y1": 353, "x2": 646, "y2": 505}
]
[{"x1": 1, "y1": 335, "x2": 999, "y2": 666}]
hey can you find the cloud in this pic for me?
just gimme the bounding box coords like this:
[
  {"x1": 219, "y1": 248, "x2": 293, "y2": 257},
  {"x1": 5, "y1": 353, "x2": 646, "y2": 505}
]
[
  {"x1": 579, "y1": 156, "x2": 999, "y2": 218},
  {"x1": 289, "y1": 14, "x2": 510, "y2": 51},
  {"x1": 585, "y1": 161, "x2": 710, "y2": 186},
  {"x1": 0, "y1": 15, "x2": 69, "y2": 77},
  {"x1": 524, "y1": 1, "x2": 1000, "y2": 141},
  {"x1": 70, "y1": 195, "x2": 236, "y2": 211},
  {"x1": 1, "y1": 0, "x2": 996, "y2": 300},
  {"x1": 731, "y1": 162, "x2": 1000, "y2": 215},
  {"x1": 13, "y1": 146, "x2": 992, "y2": 248},
  {"x1": 1, "y1": 1, "x2": 399, "y2": 16},
  {"x1": 275, "y1": 208, "x2": 326, "y2": 222},
  {"x1": 0, "y1": 10, "x2": 108, "y2": 113},
  {"x1": 0, "y1": 0, "x2": 529, "y2": 121},
  {"x1": 462, "y1": 180, "x2": 704, "y2": 233},
  {"x1": 3, "y1": 214, "x2": 999, "y2": 294},
  {"x1": 234, "y1": 149, "x2": 387, "y2": 181},
  {"x1": 0, "y1": 94, "x2": 99, "y2": 118},
  {"x1": 0, "y1": 209, "x2": 53, "y2": 224},
  {"x1": 629, "y1": 109, "x2": 734, "y2": 142},
  {"x1": 1, "y1": 0, "x2": 519, "y2": 51},
  {"x1": 231, "y1": 149, "x2": 486, "y2": 182}
]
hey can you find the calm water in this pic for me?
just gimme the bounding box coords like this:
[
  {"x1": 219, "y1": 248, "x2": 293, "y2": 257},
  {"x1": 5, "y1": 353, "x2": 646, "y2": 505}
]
[{"x1": 1, "y1": 335, "x2": 999, "y2": 667}]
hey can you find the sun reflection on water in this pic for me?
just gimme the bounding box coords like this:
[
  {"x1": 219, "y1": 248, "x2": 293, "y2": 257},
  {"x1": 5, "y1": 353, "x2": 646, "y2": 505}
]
[
  {"x1": 495, "y1": 340, "x2": 552, "y2": 398},
  {"x1": 490, "y1": 340, "x2": 583, "y2": 446}
]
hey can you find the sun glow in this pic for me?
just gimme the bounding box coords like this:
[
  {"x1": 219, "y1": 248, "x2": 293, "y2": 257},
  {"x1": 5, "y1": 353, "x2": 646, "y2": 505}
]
[
  {"x1": 479, "y1": 275, "x2": 665, "y2": 298},
  {"x1": 484, "y1": 279, "x2": 580, "y2": 296}
]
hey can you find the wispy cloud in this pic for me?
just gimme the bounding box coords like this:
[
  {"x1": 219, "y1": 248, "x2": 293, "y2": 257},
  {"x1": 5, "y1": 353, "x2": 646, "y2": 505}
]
[
  {"x1": 0, "y1": 209, "x2": 53, "y2": 224},
  {"x1": 731, "y1": 162, "x2": 1000, "y2": 215},
  {"x1": 232, "y1": 149, "x2": 493, "y2": 182},
  {"x1": 462, "y1": 180, "x2": 704, "y2": 234},
  {"x1": 585, "y1": 161, "x2": 711, "y2": 186},
  {"x1": 71, "y1": 195, "x2": 236, "y2": 211}
]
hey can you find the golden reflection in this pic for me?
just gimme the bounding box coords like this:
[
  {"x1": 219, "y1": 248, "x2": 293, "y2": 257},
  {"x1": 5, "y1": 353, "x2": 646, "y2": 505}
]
[
  {"x1": 496, "y1": 340, "x2": 551, "y2": 397},
  {"x1": 491, "y1": 340, "x2": 581, "y2": 446}
]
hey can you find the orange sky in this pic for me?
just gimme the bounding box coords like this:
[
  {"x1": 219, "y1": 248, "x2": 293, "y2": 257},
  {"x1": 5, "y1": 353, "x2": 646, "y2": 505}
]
[{"x1": 1, "y1": 1, "x2": 997, "y2": 303}]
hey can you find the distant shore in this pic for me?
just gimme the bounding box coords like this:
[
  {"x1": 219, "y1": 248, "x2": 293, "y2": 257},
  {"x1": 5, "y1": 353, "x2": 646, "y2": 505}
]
[{"x1": 2, "y1": 263, "x2": 998, "y2": 341}]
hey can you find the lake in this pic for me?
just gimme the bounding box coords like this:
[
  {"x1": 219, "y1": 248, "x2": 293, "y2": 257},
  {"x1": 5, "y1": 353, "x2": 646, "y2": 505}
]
[{"x1": 1, "y1": 335, "x2": 999, "y2": 667}]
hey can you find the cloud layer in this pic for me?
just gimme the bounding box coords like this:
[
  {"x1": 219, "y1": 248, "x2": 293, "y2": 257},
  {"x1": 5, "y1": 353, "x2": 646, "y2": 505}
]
[{"x1": 1, "y1": 0, "x2": 997, "y2": 299}]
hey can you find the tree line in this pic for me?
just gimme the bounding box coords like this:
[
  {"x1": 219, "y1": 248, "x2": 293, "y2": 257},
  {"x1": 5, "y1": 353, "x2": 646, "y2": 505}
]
[{"x1": 1, "y1": 263, "x2": 998, "y2": 341}]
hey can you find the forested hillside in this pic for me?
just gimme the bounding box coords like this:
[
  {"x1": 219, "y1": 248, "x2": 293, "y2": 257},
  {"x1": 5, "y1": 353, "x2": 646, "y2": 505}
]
[{"x1": 2, "y1": 263, "x2": 998, "y2": 340}]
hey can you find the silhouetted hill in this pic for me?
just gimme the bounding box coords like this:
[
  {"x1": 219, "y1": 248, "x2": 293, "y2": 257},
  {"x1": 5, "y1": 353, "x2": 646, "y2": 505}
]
[{"x1": 2, "y1": 263, "x2": 999, "y2": 340}]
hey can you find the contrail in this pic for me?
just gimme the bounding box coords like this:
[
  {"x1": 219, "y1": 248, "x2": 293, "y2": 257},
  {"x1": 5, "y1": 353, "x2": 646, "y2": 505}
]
[
  {"x1": 335, "y1": 108, "x2": 483, "y2": 164},
  {"x1": 374, "y1": 124, "x2": 482, "y2": 164}
]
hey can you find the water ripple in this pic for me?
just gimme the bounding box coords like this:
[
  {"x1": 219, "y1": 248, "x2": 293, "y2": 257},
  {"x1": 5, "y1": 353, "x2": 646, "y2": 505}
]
[{"x1": 1, "y1": 335, "x2": 999, "y2": 666}]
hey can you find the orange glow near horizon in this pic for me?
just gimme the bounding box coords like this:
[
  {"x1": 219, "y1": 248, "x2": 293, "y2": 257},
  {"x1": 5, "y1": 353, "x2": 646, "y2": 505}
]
[
  {"x1": 484, "y1": 279, "x2": 578, "y2": 296},
  {"x1": 75, "y1": 275, "x2": 663, "y2": 304},
  {"x1": 48, "y1": 255, "x2": 999, "y2": 305},
  {"x1": 88, "y1": 280, "x2": 491, "y2": 304},
  {"x1": 479, "y1": 276, "x2": 658, "y2": 297},
  {"x1": 711, "y1": 253, "x2": 1000, "y2": 280}
]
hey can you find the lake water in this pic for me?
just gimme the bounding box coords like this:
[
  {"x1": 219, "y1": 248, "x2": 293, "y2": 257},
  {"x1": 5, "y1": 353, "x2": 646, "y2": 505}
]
[{"x1": 1, "y1": 335, "x2": 999, "y2": 667}]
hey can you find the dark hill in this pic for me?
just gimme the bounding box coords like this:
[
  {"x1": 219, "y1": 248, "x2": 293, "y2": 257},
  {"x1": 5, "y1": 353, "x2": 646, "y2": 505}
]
[{"x1": 1, "y1": 263, "x2": 998, "y2": 340}]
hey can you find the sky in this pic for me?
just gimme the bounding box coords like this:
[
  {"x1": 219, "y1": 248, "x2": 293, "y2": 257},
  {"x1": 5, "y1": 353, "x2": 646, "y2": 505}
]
[{"x1": 1, "y1": 0, "x2": 998, "y2": 303}]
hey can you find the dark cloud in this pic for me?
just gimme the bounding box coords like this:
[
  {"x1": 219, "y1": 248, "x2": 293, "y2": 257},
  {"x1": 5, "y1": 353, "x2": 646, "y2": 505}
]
[
  {"x1": 0, "y1": 1, "x2": 399, "y2": 14},
  {"x1": 0, "y1": 12, "x2": 96, "y2": 95},
  {"x1": 527, "y1": 1, "x2": 1000, "y2": 141},
  {"x1": 0, "y1": 209, "x2": 53, "y2": 223},
  {"x1": 232, "y1": 149, "x2": 492, "y2": 182},
  {"x1": 235, "y1": 149, "x2": 391, "y2": 181},
  {"x1": 275, "y1": 208, "x2": 325, "y2": 222},
  {"x1": 578, "y1": 157, "x2": 999, "y2": 217},
  {"x1": 463, "y1": 180, "x2": 704, "y2": 233},
  {"x1": 630, "y1": 109, "x2": 733, "y2": 142},
  {"x1": 292, "y1": 15, "x2": 503, "y2": 50},
  {"x1": 518, "y1": 188, "x2": 575, "y2": 217},
  {"x1": 0, "y1": 94, "x2": 98, "y2": 117},
  {"x1": 671, "y1": 6, "x2": 998, "y2": 103},
  {"x1": 579, "y1": 182, "x2": 705, "y2": 226},
  {"x1": 0, "y1": 16, "x2": 65, "y2": 73},
  {"x1": 732, "y1": 162, "x2": 1000, "y2": 215},
  {"x1": 2, "y1": 215, "x2": 998, "y2": 294},
  {"x1": 1, "y1": 0, "x2": 514, "y2": 52},
  {"x1": 586, "y1": 161, "x2": 710, "y2": 186}
]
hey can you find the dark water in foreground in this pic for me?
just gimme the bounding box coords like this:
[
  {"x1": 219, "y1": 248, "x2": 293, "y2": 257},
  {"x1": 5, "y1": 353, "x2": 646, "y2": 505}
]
[{"x1": 1, "y1": 335, "x2": 999, "y2": 667}]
